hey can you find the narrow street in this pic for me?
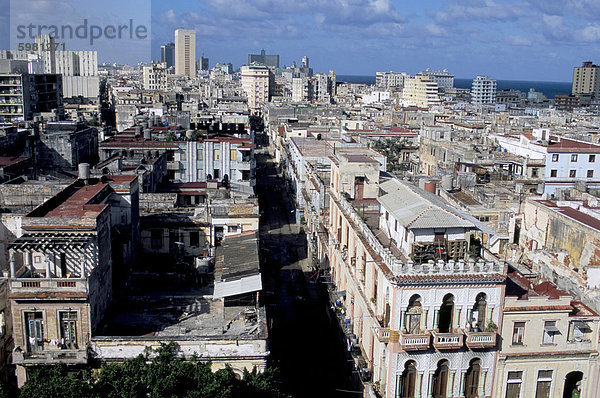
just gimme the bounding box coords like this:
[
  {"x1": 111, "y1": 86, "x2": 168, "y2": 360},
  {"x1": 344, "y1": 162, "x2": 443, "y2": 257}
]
[{"x1": 256, "y1": 150, "x2": 358, "y2": 397}]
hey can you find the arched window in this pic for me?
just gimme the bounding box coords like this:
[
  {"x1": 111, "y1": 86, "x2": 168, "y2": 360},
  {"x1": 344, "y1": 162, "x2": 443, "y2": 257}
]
[
  {"x1": 400, "y1": 360, "x2": 417, "y2": 398},
  {"x1": 465, "y1": 358, "x2": 481, "y2": 398},
  {"x1": 438, "y1": 294, "x2": 454, "y2": 333},
  {"x1": 433, "y1": 359, "x2": 450, "y2": 398},
  {"x1": 406, "y1": 295, "x2": 422, "y2": 334},
  {"x1": 471, "y1": 293, "x2": 487, "y2": 332},
  {"x1": 562, "y1": 371, "x2": 583, "y2": 398}
]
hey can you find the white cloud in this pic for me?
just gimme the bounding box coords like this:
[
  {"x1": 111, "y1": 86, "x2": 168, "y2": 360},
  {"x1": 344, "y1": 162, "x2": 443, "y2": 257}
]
[{"x1": 580, "y1": 25, "x2": 600, "y2": 42}]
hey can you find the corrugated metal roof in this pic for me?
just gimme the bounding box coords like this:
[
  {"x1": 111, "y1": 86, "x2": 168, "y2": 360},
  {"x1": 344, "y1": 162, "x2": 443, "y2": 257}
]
[
  {"x1": 378, "y1": 179, "x2": 476, "y2": 230},
  {"x1": 213, "y1": 231, "x2": 262, "y2": 298},
  {"x1": 213, "y1": 274, "x2": 262, "y2": 299}
]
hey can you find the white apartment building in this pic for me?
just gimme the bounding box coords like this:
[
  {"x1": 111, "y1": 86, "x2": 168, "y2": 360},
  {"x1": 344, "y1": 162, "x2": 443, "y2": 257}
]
[
  {"x1": 419, "y1": 69, "x2": 455, "y2": 90},
  {"x1": 175, "y1": 29, "x2": 196, "y2": 79},
  {"x1": 376, "y1": 71, "x2": 406, "y2": 90},
  {"x1": 143, "y1": 62, "x2": 167, "y2": 91},
  {"x1": 403, "y1": 75, "x2": 441, "y2": 108},
  {"x1": 471, "y1": 75, "x2": 497, "y2": 105},
  {"x1": 494, "y1": 129, "x2": 600, "y2": 194},
  {"x1": 241, "y1": 65, "x2": 271, "y2": 114},
  {"x1": 292, "y1": 77, "x2": 308, "y2": 102},
  {"x1": 291, "y1": 73, "x2": 335, "y2": 103},
  {"x1": 6, "y1": 35, "x2": 99, "y2": 98}
]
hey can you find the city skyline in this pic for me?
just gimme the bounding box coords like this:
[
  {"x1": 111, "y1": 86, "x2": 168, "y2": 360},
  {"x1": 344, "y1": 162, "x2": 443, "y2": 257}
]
[
  {"x1": 1, "y1": 1, "x2": 600, "y2": 81},
  {"x1": 149, "y1": 0, "x2": 599, "y2": 82}
]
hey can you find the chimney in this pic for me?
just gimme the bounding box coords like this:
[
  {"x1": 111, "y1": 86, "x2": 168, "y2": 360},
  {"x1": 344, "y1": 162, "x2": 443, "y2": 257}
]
[{"x1": 78, "y1": 163, "x2": 90, "y2": 183}]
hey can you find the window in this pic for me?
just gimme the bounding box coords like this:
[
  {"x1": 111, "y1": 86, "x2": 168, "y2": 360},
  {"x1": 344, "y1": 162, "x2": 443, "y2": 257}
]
[
  {"x1": 512, "y1": 322, "x2": 525, "y2": 345},
  {"x1": 229, "y1": 225, "x2": 238, "y2": 233},
  {"x1": 542, "y1": 321, "x2": 558, "y2": 344},
  {"x1": 406, "y1": 295, "x2": 422, "y2": 334},
  {"x1": 59, "y1": 311, "x2": 77, "y2": 349},
  {"x1": 505, "y1": 371, "x2": 522, "y2": 398},
  {"x1": 438, "y1": 294, "x2": 454, "y2": 333},
  {"x1": 568, "y1": 321, "x2": 592, "y2": 342},
  {"x1": 230, "y1": 149, "x2": 237, "y2": 161},
  {"x1": 535, "y1": 370, "x2": 552, "y2": 398},
  {"x1": 552, "y1": 154, "x2": 559, "y2": 162},
  {"x1": 569, "y1": 170, "x2": 576, "y2": 178},
  {"x1": 189, "y1": 231, "x2": 199, "y2": 247},
  {"x1": 399, "y1": 360, "x2": 417, "y2": 398},
  {"x1": 433, "y1": 360, "x2": 450, "y2": 398},
  {"x1": 25, "y1": 311, "x2": 44, "y2": 354},
  {"x1": 465, "y1": 359, "x2": 481, "y2": 398},
  {"x1": 590, "y1": 154, "x2": 596, "y2": 162},
  {"x1": 550, "y1": 170, "x2": 557, "y2": 177},
  {"x1": 571, "y1": 154, "x2": 578, "y2": 162},
  {"x1": 395, "y1": 220, "x2": 398, "y2": 232},
  {"x1": 588, "y1": 170, "x2": 594, "y2": 178},
  {"x1": 214, "y1": 148, "x2": 220, "y2": 160},
  {"x1": 213, "y1": 169, "x2": 220, "y2": 179},
  {"x1": 151, "y1": 229, "x2": 162, "y2": 249},
  {"x1": 385, "y1": 211, "x2": 389, "y2": 221},
  {"x1": 532, "y1": 168, "x2": 538, "y2": 178}
]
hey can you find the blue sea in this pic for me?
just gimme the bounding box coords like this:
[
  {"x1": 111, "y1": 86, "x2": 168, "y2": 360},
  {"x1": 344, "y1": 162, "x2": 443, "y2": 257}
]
[{"x1": 337, "y1": 75, "x2": 572, "y2": 99}]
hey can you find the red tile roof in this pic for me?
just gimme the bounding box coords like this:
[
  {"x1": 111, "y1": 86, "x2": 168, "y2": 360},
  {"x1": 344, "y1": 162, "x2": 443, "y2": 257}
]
[{"x1": 547, "y1": 138, "x2": 600, "y2": 153}]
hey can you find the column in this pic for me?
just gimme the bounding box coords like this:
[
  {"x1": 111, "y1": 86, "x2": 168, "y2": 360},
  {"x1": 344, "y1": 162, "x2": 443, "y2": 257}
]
[
  {"x1": 466, "y1": 309, "x2": 473, "y2": 326},
  {"x1": 428, "y1": 373, "x2": 434, "y2": 398},
  {"x1": 400, "y1": 310, "x2": 406, "y2": 330},
  {"x1": 459, "y1": 371, "x2": 466, "y2": 397},
  {"x1": 479, "y1": 370, "x2": 487, "y2": 397},
  {"x1": 422, "y1": 309, "x2": 429, "y2": 330},
  {"x1": 80, "y1": 253, "x2": 86, "y2": 277},
  {"x1": 448, "y1": 372, "x2": 455, "y2": 398},
  {"x1": 9, "y1": 250, "x2": 16, "y2": 278},
  {"x1": 433, "y1": 309, "x2": 440, "y2": 329},
  {"x1": 487, "y1": 308, "x2": 494, "y2": 328},
  {"x1": 45, "y1": 254, "x2": 51, "y2": 278},
  {"x1": 455, "y1": 308, "x2": 461, "y2": 329},
  {"x1": 24, "y1": 251, "x2": 31, "y2": 271},
  {"x1": 416, "y1": 373, "x2": 423, "y2": 398},
  {"x1": 395, "y1": 373, "x2": 401, "y2": 398}
]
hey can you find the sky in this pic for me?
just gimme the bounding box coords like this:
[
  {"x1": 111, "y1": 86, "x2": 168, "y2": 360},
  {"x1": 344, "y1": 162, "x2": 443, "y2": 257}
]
[{"x1": 2, "y1": 0, "x2": 600, "y2": 81}]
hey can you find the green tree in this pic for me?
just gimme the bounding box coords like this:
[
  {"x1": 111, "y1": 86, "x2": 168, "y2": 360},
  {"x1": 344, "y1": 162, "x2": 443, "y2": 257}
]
[
  {"x1": 18, "y1": 343, "x2": 290, "y2": 398},
  {"x1": 93, "y1": 354, "x2": 148, "y2": 398},
  {"x1": 19, "y1": 365, "x2": 91, "y2": 398}
]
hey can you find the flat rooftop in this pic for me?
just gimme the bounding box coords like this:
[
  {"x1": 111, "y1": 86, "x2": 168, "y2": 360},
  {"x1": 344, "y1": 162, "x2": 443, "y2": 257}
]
[{"x1": 100, "y1": 289, "x2": 266, "y2": 339}]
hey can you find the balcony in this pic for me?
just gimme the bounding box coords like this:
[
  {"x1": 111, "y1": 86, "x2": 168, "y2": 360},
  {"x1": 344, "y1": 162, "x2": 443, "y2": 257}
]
[
  {"x1": 13, "y1": 346, "x2": 88, "y2": 365},
  {"x1": 465, "y1": 331, "x2": 496, "y2": 349},
  {"x1": 375, "y1": 327, "x2": 397, "y2": 343},
  {"x1": 432, "y1": 331, "x2": 464, "y2": 350},
  {"x1": 400, "y1": 332, "x2": 430, "y2": 351},
  {"x1": 10, "y1": 278, "x2": 88, "y2": 298},
  {"x1": 237, "y1": 160, "x2": 252, "y2": 171}
]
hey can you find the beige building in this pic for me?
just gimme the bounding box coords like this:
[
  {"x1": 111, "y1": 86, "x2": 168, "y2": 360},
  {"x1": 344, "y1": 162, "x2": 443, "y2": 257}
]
[
  {"x1": 143, "y1": 62, "x2": 167, "y2": 91},
  {"x1": 241, "y1": 65, "x2": 272, "y2": 114},
  {"x1": 175, "y1": 29, "x2": 196, "y2": 78},
  {"x1": 326, "y1": 155, "x2": 503, "y2": 398},
  {"x1": 495, "y1": 269, "x2": 600, "y2": 398},
  {"x1": 572, "y1": 61, "x2": 600, "y2": 99},
  {"x1": 402, "y1": 75, "x2": 441, "y2": 108}
]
